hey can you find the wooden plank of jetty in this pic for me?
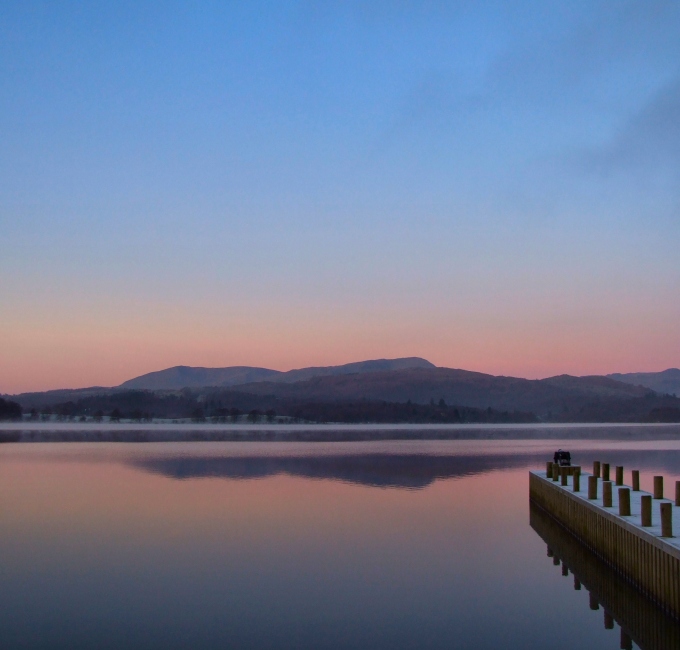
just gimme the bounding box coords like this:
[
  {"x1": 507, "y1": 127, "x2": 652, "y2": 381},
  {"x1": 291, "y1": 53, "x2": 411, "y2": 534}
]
[{"x1": 530, "y1": 464, "x2": 680, "y2": 619}]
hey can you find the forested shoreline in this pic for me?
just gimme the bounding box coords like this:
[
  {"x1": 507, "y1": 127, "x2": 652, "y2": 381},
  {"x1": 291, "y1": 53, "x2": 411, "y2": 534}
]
[{"x1": 4, "y1": 388, "x2": 680, "y2": 424}]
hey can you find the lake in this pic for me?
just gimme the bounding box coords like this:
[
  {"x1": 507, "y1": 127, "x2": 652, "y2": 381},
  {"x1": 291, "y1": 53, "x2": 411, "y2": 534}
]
[{"x1": 2, "y1": 433, "x2": 680, "y2": 649}]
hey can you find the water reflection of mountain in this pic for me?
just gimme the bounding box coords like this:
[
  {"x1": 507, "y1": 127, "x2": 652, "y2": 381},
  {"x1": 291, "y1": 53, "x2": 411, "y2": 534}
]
[
  {"x1": 531, "y1": 503, "x2": 680, "y2": 650},
  {"x1": 131, "y1": 453, "x2": 544, "y2": 489},
  {"x1": 131, "y1": 448, "x2": 680, "y2": 489}
]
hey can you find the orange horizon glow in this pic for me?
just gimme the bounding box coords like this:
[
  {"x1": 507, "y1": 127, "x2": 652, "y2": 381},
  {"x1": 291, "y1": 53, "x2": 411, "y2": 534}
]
[
  {"x1": 2, "y1": 317, "x2": 678, "y2": 394},
  {"x1": 2, "y1": 292, "x2": 678, "y2": 394}
]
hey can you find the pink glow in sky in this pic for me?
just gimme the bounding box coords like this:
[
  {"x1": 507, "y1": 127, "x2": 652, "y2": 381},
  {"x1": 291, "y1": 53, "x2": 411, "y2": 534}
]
[
  {"x1": 2, "y1": 3, "x2": 679, "y2": 393},
  {"x1": 2, "y1": 295, "x2": 678, "y2": 393}
]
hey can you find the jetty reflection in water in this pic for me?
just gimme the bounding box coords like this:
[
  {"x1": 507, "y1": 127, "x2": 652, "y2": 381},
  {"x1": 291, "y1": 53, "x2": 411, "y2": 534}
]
[
  {"x1": 2, "y1": 439, "x2": 680, "y2": 649},
  {"x1": 530, "y1": 503, "x2": 680, "y2": 650}
]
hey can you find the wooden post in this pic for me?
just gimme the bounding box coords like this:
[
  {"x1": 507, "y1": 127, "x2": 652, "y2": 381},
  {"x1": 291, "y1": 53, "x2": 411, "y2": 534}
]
[
  {"x1": 602, "y1": 463, "x2": 610, "y2": 481},
  {"x1": 553, "y1": 555, "x2": 560, "y2": 566},
  {"x1": 641, "y1": 495, "x2": 652, "y2": 526},
  {"x1": 552, "y1": 464, "x2": 560, "y2": 482},
  {"x1": 618, "y1": 488, "x2": 631, "y2": 516},
  {"x1": 561, "y1": 562, "x2": 568, "y2": 576},
  {"x1": 573, "y1": 472, "x2": 580, "y2": 492},
  {"x1": 632, "y1": 470, "x2": 640, "y2": 491},
  {"x1": 615, "y1": 466, "x2": 623, "y2": 486},
  {"x1": 593, "y1": 461, "x2": 601, "y2": 478},
  {"x1": 603, "y1": 481, "x2": 613, "y2": 507},
  {"x1": 604, "y1": 610, "x2": 614, "y2": 629},
  {"x1": 654, "y1": 476, "x2": 664, "y2": 499},
  {"x1": 546, "y1": 461, "x2": 552, "y2": 478},
  {"x1": 675, "y1": 480, "x2": 680, "y2": 507},
  {"x1": 588, "y1": 475, "x2": 598, "y2": 500},
  {"x1": 573, "y1": 576, "x2": 581, "y2": 590},
  {"x1": 561, "y1": 469, "x2": 568, "y2": 486},
  {"x1": 589, "y1": 592, "x2": 599, "y2": 610},
  {"x1": 661, "y1": 502, "x2": 673, "y2": 538},
  {"x1": 547, "y1": 546, "x2": 553, "y2": 557}
]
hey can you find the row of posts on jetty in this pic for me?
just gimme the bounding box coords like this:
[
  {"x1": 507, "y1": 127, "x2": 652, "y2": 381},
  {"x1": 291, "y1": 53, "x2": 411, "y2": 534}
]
[{"x1": 546, "y1": 461, "x2": 677, "y2": 538}]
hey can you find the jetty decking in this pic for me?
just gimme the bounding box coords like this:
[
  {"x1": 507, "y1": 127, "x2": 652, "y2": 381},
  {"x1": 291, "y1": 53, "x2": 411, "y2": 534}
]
[{"x1": 530, "y1": 464, "x2": 680, "y2": 619}]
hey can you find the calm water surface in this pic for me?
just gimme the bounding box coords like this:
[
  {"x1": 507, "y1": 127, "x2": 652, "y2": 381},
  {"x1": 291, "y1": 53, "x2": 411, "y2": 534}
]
[{"x1": 2, "y1": 434, "x2": 680, "y2": 649}]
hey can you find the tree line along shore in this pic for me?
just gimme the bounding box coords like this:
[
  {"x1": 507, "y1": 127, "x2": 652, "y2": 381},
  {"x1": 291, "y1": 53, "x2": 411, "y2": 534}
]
[{"x1": 2, "y1": 388, "x2": 680, "y2": 424}]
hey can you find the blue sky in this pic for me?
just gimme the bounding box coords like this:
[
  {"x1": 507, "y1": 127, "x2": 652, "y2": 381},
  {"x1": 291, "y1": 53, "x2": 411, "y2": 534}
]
[{"x1": 1, "y1": 1, "x2": 679, "y2": 391}]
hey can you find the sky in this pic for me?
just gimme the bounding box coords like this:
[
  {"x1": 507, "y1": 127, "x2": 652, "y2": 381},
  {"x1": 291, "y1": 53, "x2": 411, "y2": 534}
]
[{"x1": 1, "y1": 1, "x2": 679, "y2": 393}]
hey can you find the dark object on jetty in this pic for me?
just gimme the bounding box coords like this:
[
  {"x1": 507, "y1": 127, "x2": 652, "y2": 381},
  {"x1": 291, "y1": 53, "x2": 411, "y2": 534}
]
[{"x1": 553, "y1": 449, "x2": 571, "y2": 466}]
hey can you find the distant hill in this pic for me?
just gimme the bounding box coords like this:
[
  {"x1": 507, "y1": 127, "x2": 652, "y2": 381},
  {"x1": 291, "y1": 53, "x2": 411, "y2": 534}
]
[
  {"x1": 607, "y1": 369, "x2": 680, "y2": 397},
  {"x1": 10, "y1": 362, "x2": 680, "y2": 423},
  {"x1": 12, "y1": 386, "x2": 117, "y2": 410},
  {"x1": 119, "y1": 357, "x2": 435, "y2": 390},
  {"x1": 226, "y1": 368, "x2": 651, "y2": 418},
  {"x1": 120, "y1": 366, "x2": 280, "y2": 390}
]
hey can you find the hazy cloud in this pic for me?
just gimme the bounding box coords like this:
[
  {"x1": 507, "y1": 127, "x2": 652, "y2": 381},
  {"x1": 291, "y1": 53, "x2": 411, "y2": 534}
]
[
  {"x1": 582, "y1": 76, "x2": 680, "y2": 173},
  {"x1": 486, "y1": 1, "x2": 680, "y2": 102}
]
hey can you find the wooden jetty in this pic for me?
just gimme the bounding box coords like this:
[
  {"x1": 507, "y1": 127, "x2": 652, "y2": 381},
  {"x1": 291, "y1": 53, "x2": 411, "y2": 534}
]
[{"x1": 530, "y1": 462, "x2": 680, "y2": 619}]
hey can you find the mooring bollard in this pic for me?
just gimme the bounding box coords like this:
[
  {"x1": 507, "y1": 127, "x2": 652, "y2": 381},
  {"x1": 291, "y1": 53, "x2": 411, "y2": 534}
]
[
  {"x1": 632, "y1": 470, "x2": 640, "y2": 491},
  {"x1": 654, "y1": 476, "x2": 664, "y2": 499},
  {"x1": 573, "y1": 576, "x2": 581, "y2": 590},
  {"x1": 641, "y1": 495, "x2": 652, "y2": 527},
  {"x1": 561, "y1": 469, "x2": 568, "y2": 486},
  {"x1": 552, "y1": 464, "x2": 560, "y2": 482},
  {"x1": 573, "y1": 472, "x2": 580, "y2": 492},
  {"x1": 603, "y1": 481, "x2": 613, "y2": 507},
  {"x1": 593, "y1": 461, "x2": 601, "y2": 478},
  {"x1": 546, "y1": 461, "x2": 553, "y2": 478},
  {"x1": 619, "y1": 488, "x2": 631, "y2": 516},
  {"x1": 661, "y1": 502, "x2": 673, "y2": 538},
  {"x1": 602, "y1": 463, "x2": 610, "y2": 481},
  {"x1": 588, "y1": 475, "x2": 598, "y2": 500},
  {"x1": 675, "y1": 481, "x2": 680, "y2": 507},
  {"x1": 615, "y1": 466, "x2": 623, "y2": 486}
]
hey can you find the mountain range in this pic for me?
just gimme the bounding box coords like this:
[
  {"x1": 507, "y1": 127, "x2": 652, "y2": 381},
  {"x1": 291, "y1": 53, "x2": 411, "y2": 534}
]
[
  {"x1": 119, "y1": 357, "x2": 435, "y2": 390},
  {"x1": 607, "y1": 369, "x2": 680, "y2": 397},
  {"x1": 7, "y1": 358, "x2": 680, "y2": 423}
]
